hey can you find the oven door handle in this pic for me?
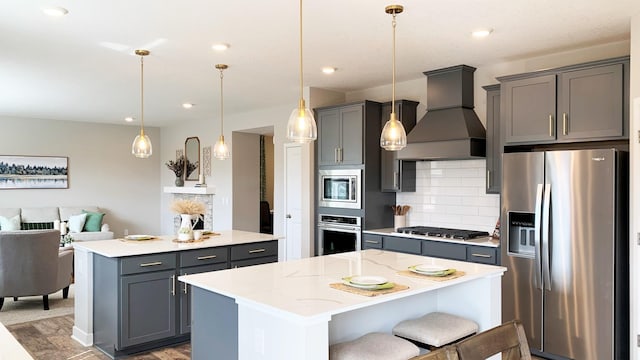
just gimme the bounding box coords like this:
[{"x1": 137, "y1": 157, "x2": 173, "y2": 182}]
[{"x1": 317, "y1": 224, "x2": 361, "y2": 232}]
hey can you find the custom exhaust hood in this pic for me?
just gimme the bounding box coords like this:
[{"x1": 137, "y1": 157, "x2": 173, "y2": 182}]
[{"x1": 397, "y1": 65, "x2": 486, "y2": 160}]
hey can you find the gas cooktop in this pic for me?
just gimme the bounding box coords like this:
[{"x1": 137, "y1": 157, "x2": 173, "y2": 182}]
[{"x1": 395, "y1": 226, "x2": 489, "y2": 240}]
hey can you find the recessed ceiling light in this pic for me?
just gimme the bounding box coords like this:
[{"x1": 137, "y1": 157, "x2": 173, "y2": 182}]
[
  {"x1": 182, "y1": 103, "x2": 194, "y2": 109},
  {"x1": 124, "y1": 117, "x2": 134, "y2": 122},
  {"x1": 42, "y1": 6, "x2": 69, "y2": 17},
  {"x1": 472, "y1": 28, "x2": 493, "y2": 38},
  {"x1": 322, "y1": 67, "x2": 337, "y2": 74},
  {"x1": 212, "y1": 43, "x2": 230, "y2": 51}
]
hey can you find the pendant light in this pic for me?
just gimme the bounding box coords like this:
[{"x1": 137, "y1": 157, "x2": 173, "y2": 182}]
[
  {"x1": 286, "y1": 0, "x2": 317, "y2": 143},
  {"x1": 131, "y1": 49, "x2": 153, "y2": 158},
  {"x1": 380, "y1": 5, "x2": 407, "y2": 151},
  {"x1": 213, "y1": 64, "x2": 230, "y2": 160}
]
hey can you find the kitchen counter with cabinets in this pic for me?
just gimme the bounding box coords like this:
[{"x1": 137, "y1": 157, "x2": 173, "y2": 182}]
[
  {"x1": 71, "y1": 230, "x2": 280, "y2": 357},
  {"x1": 362, "y1": 228, "x2": 499, "y2": 265},
  {"x1": 180, "y1": 249, "x2": 506, "y2": 360}
]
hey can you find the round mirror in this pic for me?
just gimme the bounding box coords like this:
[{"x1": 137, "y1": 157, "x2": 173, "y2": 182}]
[{"x1": 185, "y1": 137, "x2": 200, "y2": 181}]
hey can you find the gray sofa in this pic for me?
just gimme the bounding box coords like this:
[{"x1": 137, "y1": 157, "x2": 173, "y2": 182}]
[
  {"x1": 0, "y1": 229, "x2": 73, "y2": 310},
  {"x1": 0, "y1": 206, "x2": 114, "y2": 241}
]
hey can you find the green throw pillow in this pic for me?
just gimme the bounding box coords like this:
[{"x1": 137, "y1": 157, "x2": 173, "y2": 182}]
[
  {"x1": 0, "y1": 215, "x2": 21, "y2": 231},
  {"x1": 82, "y1": 210, "x2": 104, "y2": 232}
]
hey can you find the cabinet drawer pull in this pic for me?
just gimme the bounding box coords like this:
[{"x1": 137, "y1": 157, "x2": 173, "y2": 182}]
[
  {"x1": 562, "y1": 113, "x2": 568, "y2": 135},
  {"x1": 197, "y1": 255, "x2": 217, "y2": 260},
  {"x1": 548, "y1": 115, "x2": 554, "y2": 137},
  {"x1": 170, "y1": 275, "x2": 176, "y2": 296},
  {"x1": 139, "y1": 261, "x2": 162, "y2": 267},
  {"x1": 365, "y1": 240, "x2": 380, "y2": 244},
  {"x1": 471, "y1": 253, "x2": 492, "y2": 258},
  {"x1": 248, "y1": 248, "x2": 266, "y2": 254}
]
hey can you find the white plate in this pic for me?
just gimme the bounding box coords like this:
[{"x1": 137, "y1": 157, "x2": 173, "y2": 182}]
[
  {"x1": 349, "y1": 275, "x2": 388, "y2": 286},
  {"x1": 414, "y1": 264, "x2": 448, "y2": 274},
  {"x1": 125, "y1": 234, "x2": 154, "y2": 240},
  {"x1": 342, "y1": 280, "x2": 382, "y2": 290}
]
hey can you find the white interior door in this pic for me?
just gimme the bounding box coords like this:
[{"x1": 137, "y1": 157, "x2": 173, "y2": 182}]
[{"x1": 284, "y1": 143, "x2": 313, "y2": 260}]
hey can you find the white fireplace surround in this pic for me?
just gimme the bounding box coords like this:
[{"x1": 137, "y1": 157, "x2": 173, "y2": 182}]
[{"x1": 164, "y1": 186, "x2": 216, "y2": 232}]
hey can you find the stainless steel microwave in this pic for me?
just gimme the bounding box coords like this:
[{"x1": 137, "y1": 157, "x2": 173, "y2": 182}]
[{"x1": 318, "y1": 169, "x2": 361, "y2": 209}]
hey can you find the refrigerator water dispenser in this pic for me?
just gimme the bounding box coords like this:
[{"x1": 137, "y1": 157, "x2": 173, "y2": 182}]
[{"x1": 507, "y1": 212, "x2": 535, "y2": 257}]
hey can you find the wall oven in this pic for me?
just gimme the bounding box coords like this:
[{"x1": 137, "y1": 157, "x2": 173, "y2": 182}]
[
  {"x1": 318, "y1": 169, "x2": 361, "y2": 209},
  {"x1": 317, "y1": 214, "x2": 361, "y2": 256}
]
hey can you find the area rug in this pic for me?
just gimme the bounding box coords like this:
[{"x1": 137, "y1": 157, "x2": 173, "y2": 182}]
[{"x1": 0, "y1": 285, "x2": 75, "y2": 326}]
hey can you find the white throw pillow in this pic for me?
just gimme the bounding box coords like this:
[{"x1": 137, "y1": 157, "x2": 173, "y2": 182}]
[
  {"x1": 68, "y1": 213, "x2": 88, "y2": 233},
  {"x1": 0, "y1": 215, "x2": 21, "y2": 231}
]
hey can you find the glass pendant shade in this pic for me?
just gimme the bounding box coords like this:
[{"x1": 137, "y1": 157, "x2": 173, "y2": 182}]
[
  {"x1": 287, "y1": 100, "x2": 317, "y2": 143},
  {"x1": 213, "y1": 135, "x2": 230, "y2": 160},
  {"x1": 132, "y1": 130, "x2": 152, "y2": 158},
  {"x1": 380, "y1": 112, "x2": 407, "y2": 151}
]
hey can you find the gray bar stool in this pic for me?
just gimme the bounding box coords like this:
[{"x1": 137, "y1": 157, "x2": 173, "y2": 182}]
[
  {"x1": 393, "y1": 312, "x2": 478, "y2": 350},
  {"x1": 330, "y1": 332, "x2": 420, "y2": 360}
]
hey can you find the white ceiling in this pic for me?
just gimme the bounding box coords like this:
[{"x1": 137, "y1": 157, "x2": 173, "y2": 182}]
[{"x1": 1, "y1": 1, "x2": 639, "y2": 127}]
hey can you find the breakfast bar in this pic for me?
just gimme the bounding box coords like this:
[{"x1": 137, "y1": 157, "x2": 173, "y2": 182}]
[{"x1": 180, "y1": 249, "x2": 506, "y2": 360}]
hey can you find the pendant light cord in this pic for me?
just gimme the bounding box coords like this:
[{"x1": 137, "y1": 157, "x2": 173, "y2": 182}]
[
  {"x1": 391, "y1": 12, "x2": 396, "y2": 113},
  {"x1": 140, "y1": 55, "x2": 145, "y2": 135},
  {"x1": 299, "y1": 0, "x2": 304, "y2": 105},
  {"x1": 219, "y1": 68, "x2": 224, "y2": 135}
]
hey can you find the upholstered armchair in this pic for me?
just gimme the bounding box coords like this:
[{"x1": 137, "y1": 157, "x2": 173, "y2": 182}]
[{"x1": 0, "y1": 229, "x2": 73, "y2": 311}]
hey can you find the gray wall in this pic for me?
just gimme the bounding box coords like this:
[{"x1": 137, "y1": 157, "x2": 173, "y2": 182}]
[
  {"x1": 0, "y1": 117, "x2": 161, "y2": 237},
  {"x1": 231, "y1": 132, "x2": 260, "y2": 232}
]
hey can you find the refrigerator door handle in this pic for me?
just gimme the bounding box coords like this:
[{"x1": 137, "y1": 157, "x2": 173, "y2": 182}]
[
  {"x1": 534, "y1": 183, "x2": 544, "y2": 290},
  {"x1": 542, "y1": 183, "x2": 552, "y2": 290}
]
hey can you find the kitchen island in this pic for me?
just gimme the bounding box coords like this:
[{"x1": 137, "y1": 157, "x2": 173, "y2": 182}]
[
  {"x1": 180, "y1": 249, "x2": 506, "y2": 360},
  {"x1": 71, "y1": 230, "x2": 280, "y2": 357}
]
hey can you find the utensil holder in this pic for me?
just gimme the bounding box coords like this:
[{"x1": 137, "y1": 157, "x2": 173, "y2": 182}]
[{"x1": 394, "y1": 215, "x2": 406, "y2": 230}]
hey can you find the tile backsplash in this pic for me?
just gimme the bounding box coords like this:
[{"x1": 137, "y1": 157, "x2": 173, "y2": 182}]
[{"x1": 396, "y1": 159, "x2": 499, "y2": 233}]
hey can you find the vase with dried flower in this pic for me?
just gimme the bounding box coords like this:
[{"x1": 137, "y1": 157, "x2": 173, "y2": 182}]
[
  {"x1": 166, "y1": 155, "x2": 186, "y2": 187},
  {"x1": 171, "y1": 199, "x2": 205, "y2": 241}
]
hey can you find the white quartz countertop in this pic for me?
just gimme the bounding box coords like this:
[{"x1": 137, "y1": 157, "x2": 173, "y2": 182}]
[
  {"x1": 180, "y1": 249, "x2": 506, "y2": 321},
  {"x1": 364, "y1": 228, "x2": 499, "y2": 248},
  {"x1": 72, "y1": 230, "x2": 280, "y2": 258}
]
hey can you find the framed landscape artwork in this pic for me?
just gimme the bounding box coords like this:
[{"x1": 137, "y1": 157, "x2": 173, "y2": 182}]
[{"x1": 0, "y1": 155, "x2": 68, "y2": 189}]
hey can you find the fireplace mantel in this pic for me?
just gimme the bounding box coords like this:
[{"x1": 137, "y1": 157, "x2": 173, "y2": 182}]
[{"x1": 163, "y1": 186, "x2": 216, "y2": 195}]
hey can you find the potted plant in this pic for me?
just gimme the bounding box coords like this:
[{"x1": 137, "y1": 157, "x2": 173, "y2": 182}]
[{"x1": 166, "y1": 155, "x2": 186, "y2": 186}]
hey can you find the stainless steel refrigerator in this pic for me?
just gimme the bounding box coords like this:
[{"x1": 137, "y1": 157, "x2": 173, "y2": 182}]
[{"x1": 501, "y1": 149, "x2": 628, "y2": 360}]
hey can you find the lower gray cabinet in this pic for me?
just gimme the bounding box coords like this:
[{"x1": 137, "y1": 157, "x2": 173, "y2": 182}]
[
  {"x1": 466, "y1": 246, "x2": 498, "y2": 265},
  {"x1": 422, "y1": 240, "x2": 466, "y2": 261},
  {"x1": 362, "y1": 234, "x2": 383, "y2": 249},
  {"x1": 230, "y1": 241, "x2": 278, "y2": 268},
  {"x1": 120, "y1": 269, "x2": 176, "y2": 348},
  {"x1": 93, "y1": 240, "x2": 278, "y2": 357},
  {"x1": 383, "y1": 236, "x2": 421, "y2": 255}
]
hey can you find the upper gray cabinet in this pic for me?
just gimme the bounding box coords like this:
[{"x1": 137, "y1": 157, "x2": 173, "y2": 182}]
[
  {"x1": 381, "y1": 100, "x2": 418, "y2": 192},
  {"x1": 317, "y1": 104, "x2": 364, "y2": 166},
  {"x1": 483, "y1": 85, "x2": 501, "y2": 194},
  {"x1": 499, "y1": 57, "x2": 629, "y2": 146}
]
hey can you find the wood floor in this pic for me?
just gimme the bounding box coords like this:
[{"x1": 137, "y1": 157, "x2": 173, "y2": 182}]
[{"x1": 7, "y1": 315, "x2": 190, "y2": 360}]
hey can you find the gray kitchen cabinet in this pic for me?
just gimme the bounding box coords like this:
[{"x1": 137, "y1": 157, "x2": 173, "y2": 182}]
[
  {"x1": 381, "y1": 100, "x2": 418, "y2": 192},
  {"x1": 383, "y1": 235, "x2": 421, "y2": 255},
  {"x1": 179, "y1": 247, "x2": 229, "y2": 335},
  {"x1": 557, "y1": 63, "x2": 624, "y2": 141},
  {"x1": 362, "y1": 234, "x2": 383, "y2": 249},
  {"x1": 466, "y1": 245, "x2": 498, "y2": 265},
  {"x1": 316, "y1": 104, "x2": 364, "y2": 165},
  {"x1": 120, "y1": 269, "x2": 177, "y2": 347},
  {"x1": 230, "y1": 241, "x2": 278, "y2": 268},
  {"x1": 422, "y1": 240, "x2": 467, "y2": 261},
  {"x1": 93, "y1": 240, "x2": 279, "y2": 357},
  {"x1": 502, "y1": 74, "x2": 556, "y2": 144},
  {"x1": 483, "y1": 84, "x2": 501, "y2": 194},
  {"x1": 500, "y1": 57, "x2": 629, "y2": 146}
]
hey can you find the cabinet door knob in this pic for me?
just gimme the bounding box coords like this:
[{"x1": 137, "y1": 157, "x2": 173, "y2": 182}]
[
  {"x1": 286, "y1": 214, "x2": 292, "y2": 219},
  {"x1": 170, "y1": 275, "x2": 176, "y2": 296},
  {"x1": 562, "y1": 113, "x2": 568, "y2": 135},
  {"x1": 487, "y1": 170, "x2": 491, "y2": 189},
  {"x1": 548, "y1": 114, "x2": 555, "y2": 137}
]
